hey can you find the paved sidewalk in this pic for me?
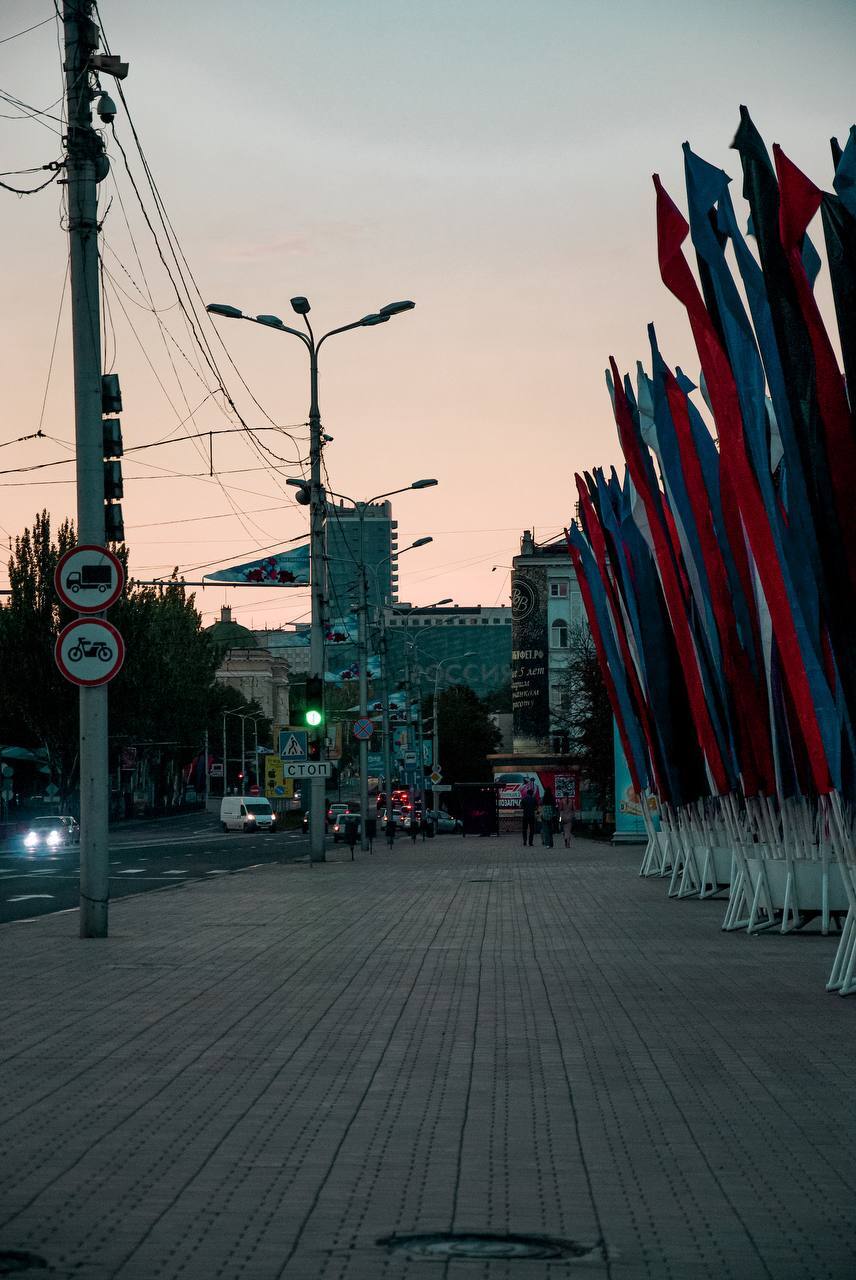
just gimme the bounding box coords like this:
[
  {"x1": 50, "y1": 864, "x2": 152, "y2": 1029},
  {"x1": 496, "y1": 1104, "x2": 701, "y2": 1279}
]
[{"x1": 1, "y1": 835, "x2": 854, "y2": 1279}]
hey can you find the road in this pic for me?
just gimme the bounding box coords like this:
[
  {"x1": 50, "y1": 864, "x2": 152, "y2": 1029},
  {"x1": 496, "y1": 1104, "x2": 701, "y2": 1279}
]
[{"x1": 0, "y1": 812, "x2": 309, "y2": 925}]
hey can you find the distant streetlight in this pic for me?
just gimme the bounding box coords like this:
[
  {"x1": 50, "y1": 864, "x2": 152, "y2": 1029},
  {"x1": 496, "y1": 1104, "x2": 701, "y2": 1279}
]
[
  {"x1": 320, "y1": 484, "x2": 438, "y2": 851},
  {"x1": 207, "y1": 295, "x2": 415, "y2": 861},
  {"x1": 431, "y1": 652, "x2": 476, "y2": 808}
]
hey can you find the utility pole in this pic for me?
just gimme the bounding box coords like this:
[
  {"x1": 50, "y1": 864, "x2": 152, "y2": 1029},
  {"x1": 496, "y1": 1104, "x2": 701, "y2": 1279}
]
[
  {"x1": 307, "y1": 355, "x2": 327, "y2": 862},
  {"x1": 64, "y1": 1, "x2": 109, "y2": 937}
]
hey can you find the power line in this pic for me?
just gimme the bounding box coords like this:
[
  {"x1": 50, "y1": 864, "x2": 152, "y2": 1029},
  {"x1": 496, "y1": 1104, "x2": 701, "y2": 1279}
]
[{"x1": 0, "y1": 15, "x2": 56, "y2": 45}]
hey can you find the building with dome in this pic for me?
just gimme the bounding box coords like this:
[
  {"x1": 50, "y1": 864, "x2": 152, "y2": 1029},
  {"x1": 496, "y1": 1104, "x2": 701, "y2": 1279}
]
[{"x1": 209, "y1": 606, "x2": 290, "y2": 727}]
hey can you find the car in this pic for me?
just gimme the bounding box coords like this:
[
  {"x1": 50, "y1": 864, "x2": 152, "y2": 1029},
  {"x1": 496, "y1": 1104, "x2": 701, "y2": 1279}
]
[
  {"x1": 422, "y1": 809, "x2": 462, "y2": 835},
  {"x1": 304, "y1": 802, "x2": 355, "y2": 834},
  {"x1": 332, "y1": 814, "x2": 361, "y2": 842},
  {"x1": 20, "y1": 815, "x2": 80, "y2": 852}
]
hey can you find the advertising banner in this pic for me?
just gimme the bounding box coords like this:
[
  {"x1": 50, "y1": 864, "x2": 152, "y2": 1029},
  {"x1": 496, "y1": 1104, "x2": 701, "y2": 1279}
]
[
  {"x1": 613, "y1": 721, "x2": 658, "y2": 840},
  {"x1": 493, "y1": 767, "x2": 579, "y2": 816},
  {"x1": 206, "y1": 544, "x2": 310, "y2": 586},
  {"x1": 264, "y1": 755, "x2": 295, "y2": 799},
  {"x1": 511, "y1": 566, "x2": 549, "y2": 752}
]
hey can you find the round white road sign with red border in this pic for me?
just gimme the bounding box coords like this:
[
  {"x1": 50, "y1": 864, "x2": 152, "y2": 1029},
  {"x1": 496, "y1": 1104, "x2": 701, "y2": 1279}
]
[
  {"x1": 55, "y1": 618, "x2": 125, "y2": 687},
  {"x1": 54, "y1": 544, "x2": 124, "y2": 613}
]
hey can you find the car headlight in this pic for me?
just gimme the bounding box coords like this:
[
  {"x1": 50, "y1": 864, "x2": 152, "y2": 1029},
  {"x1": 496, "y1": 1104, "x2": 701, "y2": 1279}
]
[
  {"x1": 24, "y1": 832, "x2": 39, "y2": 849},
  {"x1": 47, "y1": 831, "x2": 61, "y2": 847}
]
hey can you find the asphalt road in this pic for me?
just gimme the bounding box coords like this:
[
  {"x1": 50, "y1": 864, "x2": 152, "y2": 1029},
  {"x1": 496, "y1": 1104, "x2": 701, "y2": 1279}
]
[{"x1": 0, "y1": 812, "x2": 309, "y2": 925}]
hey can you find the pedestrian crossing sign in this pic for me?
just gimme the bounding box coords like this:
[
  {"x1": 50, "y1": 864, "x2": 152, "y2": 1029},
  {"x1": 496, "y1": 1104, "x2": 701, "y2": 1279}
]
[{"x1": 279, "y1": 729, "x2": 307, "y2": 761}]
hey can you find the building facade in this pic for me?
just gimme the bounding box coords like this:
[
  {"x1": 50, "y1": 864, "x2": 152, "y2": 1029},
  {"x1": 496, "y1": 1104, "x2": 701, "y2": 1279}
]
[
  {"x1": 210, "y1": 607, "x2": 291, "y2": 725},
  {"x1": 490, "y1": 531, "x2": 584, "y2": 822},
  {"x1": 325, "y1": 499, "x2": 398, "y2": 619},
  {"x1": 384, "y1": 603, "x2": 511, "y2": 699}
]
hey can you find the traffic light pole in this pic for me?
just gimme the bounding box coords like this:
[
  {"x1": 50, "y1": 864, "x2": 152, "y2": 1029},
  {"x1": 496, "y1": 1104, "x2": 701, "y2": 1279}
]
[
  {"x1": 64, "y1": 0, "x2": 110, "y2": 938},
  {"x1": 308, "y1": 351, "x2": 327, "y2": 863}
]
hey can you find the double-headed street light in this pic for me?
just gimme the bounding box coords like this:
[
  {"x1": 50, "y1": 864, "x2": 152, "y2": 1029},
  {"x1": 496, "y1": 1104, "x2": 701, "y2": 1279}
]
[
  {"x1": 430, "y1": 652, "x2": 476, "y2": 809},
  {"x1": 400, "y1": 600, "x2": 453, "y2": 806},
  {"x1": 371, "y1": 538, "x2": 434, "y2": 830},
  {"x1": 207, "y1": 296, "x2": 415, "y2": 862},
  {"x1": 322, "y1": 482, "x2": 438, "y2": 851}
]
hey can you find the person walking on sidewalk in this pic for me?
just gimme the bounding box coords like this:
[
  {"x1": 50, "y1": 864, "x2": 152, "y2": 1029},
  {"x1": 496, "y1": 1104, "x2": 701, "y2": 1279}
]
[
  {"x1": 386, "y1": 812, "x2": 396, "y2": 850},
  {"x1": 540, "y1": 787, "x2": 555, "y2": 848},
  {"x1": 521, "y1": 785, "x2": 537, "y2": 847},
  {"x1": 559, "y1": 796, "x2": 574, "y2": 848}
]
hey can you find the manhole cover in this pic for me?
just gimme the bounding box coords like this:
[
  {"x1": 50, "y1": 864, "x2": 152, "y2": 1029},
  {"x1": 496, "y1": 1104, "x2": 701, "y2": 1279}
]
[
  {"x1": 378, "y1": 1232, "x2": 599, "y2": 1261},
  {"x1": 0, "y1": 1251, "x2": 48, "y2": 1275}
]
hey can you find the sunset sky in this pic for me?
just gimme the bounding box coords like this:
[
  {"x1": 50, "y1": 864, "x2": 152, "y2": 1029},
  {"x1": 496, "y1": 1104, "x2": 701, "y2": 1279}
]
[{"x1": 1, "y1": 0, "x2": 853, "y2": 629}]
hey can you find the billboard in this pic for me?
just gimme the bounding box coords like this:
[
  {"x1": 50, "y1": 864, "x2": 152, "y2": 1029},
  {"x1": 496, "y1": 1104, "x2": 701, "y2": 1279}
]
[
  {"x1": 511, "y1": 566, "x2": 549, "y2": 752},
  {"x1": 493, "y1": 767, "x2": 579, "y2": 815},
  {"x1": 264, "y1": 756, "x2": 295, "y2": 799},
  {"x1": 613, "y1": 721, "x2": 658, "y2": 839},
  {"x1": 206, "y1": 544, "x2": 310, "y2": 585}
]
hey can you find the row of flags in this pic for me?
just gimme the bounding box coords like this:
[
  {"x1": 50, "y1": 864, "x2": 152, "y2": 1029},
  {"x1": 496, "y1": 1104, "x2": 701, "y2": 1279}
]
[{"x1": 568, "y1": 108, "x2": 856, "y2": 812}]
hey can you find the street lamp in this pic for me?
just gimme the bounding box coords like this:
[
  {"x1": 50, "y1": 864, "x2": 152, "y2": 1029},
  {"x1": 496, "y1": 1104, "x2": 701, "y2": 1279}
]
[
  {"x1": 371, "y1": 539, "x2": 434, "y2": 830},
  {"x1": 320, "y1": 482, "x2": 438, "y2": 851},
  {"x1": 207, "y1": 295, "x2": 415, "y2": 862},
  {"x1": 430, "y1": 652, "x2": 475, "y2": 809},
  {"x1": 222, "y1": 704, "x2": 250, "y2": 795},
  {"x1": 399, "y1": 599, "x2": 453, "y2": 806}
]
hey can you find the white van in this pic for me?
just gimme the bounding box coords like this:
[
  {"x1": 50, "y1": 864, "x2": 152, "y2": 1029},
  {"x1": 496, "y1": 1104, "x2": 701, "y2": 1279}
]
[{"x1": 220, "y1": 796, "x2": 277, "y2": 833}]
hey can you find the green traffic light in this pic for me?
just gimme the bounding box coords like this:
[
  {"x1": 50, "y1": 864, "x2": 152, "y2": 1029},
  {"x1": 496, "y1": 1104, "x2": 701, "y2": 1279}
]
[{"x1": 305, "y1": 709, "x2": 323, "y2": 727}]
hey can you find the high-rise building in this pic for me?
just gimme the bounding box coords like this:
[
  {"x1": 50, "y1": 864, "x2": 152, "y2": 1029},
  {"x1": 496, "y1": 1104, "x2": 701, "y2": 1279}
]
[{"x1": 324, "y1": 500, "x2": 398, "y2": 620}]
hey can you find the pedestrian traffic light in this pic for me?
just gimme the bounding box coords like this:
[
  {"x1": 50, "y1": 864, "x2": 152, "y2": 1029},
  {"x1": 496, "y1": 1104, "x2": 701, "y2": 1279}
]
[
  {"x1": 304, "y1": 675, "x2": 324, "y2": 729},
  {"x1": 307, "y1": 739, "x2": 320, "y2": 762},
  {"x1": 102, "y1": 375, "x2": 124, "y2": 543}
]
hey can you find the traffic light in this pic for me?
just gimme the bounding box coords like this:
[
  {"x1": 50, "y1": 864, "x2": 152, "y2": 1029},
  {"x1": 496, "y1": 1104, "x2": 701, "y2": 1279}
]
[
  {"x1": 307, "y1": 739, "x2": 321, "y2": 762},
  {"x1": 304, "y1": 675, "x2": 324, "y2": 729},
  {"x1": 102, "y1": 375, "x2": 124, "y2": 542}
]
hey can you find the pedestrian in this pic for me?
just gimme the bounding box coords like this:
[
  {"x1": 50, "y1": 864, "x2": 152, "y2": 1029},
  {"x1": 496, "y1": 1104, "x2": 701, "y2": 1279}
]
[
  {"x1": 540, "y1": 786, "x2": 555, "y2": 848},
  {"x1": 559, "y1": 797, "x2": 573, "y2": 848},
  {"x1": 409, "y1": 811, "x2": 419, "y2": 844},
  {"x1": 521, "y1": 785, "x2": 537, "y2": 847},
  {"x1": 385, "y1": 812, "x2": 396, "y2": 849}
]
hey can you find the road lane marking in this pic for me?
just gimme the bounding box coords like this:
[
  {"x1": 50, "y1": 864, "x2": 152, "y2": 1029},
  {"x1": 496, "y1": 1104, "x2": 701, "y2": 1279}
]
[
  {"x1": 163, "y1": 870, "x2": 189, "y2": 876},
  {"x1": 7, "y1": 894, "x2": 55, "y2": 902},
  {"x1": 114, "y1": 868, "x2": 147, "y2": 874}
]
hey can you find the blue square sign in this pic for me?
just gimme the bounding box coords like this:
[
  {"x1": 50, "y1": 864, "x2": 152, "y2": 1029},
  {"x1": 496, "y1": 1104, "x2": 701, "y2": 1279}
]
[{"x1": 279, "y1": 729, "x2": 307, "y2": 761}]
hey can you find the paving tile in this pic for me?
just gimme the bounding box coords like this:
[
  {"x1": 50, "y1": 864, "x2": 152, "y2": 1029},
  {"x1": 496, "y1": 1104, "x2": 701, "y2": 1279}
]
[{"x1": 0, "y1": 836, "x2": 854, "y2": 1279}]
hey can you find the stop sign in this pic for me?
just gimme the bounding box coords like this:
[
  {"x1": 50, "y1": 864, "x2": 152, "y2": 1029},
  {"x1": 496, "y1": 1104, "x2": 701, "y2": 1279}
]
[{"x1": 249, "y1": 784, "x2": 260, "y2": 796}]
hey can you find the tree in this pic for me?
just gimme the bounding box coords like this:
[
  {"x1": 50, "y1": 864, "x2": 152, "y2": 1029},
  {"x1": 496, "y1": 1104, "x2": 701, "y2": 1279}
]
[
  {"x1": 435, "y1": 684, "x2": 501, "y2": 784},
  {"x1": 554, "y1": 623, "x2": 614, "y2": 822},
  {"x1": 0, "y1": 514, "x2": 239, "y2": 808},
  {"x1": 0, "y1": 513, "x2": 79, "y2": 801}
]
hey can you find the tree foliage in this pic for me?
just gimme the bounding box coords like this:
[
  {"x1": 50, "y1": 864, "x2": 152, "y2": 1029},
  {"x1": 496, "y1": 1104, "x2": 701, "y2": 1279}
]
[
  {"x1": 0, "y1": 512, "x2": 78, "y2": 796},
  {"x1": 0, "y1": 512, "x2": 235, "y2": 802},
  {"x1": 554, "y1": 622, "x2": 614, "y2": 821},
  {"x1": 435, "y1": 683, "x2": 501, "y2": 784}
]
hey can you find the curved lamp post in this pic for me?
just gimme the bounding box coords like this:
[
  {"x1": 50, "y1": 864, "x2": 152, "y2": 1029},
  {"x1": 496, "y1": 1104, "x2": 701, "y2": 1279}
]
[{"x1": 207, "y1": 296, "x2": 415, "y2": 862}]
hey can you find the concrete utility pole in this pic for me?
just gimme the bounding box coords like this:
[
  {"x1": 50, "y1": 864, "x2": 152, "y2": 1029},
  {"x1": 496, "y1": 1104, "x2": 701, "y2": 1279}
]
[
  {"x1": 64, "y1": 1, "x2": 109, "y2": 937},
  {"x1": 356, "y1": 549, "x2": 370, "y2": 851}
]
